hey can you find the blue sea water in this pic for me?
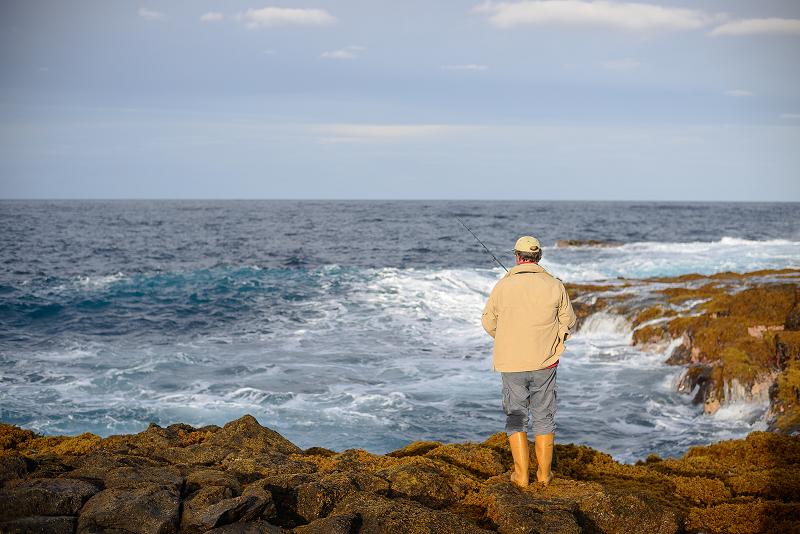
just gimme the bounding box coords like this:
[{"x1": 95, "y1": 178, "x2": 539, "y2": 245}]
[{"x1": 1, "y1": 200, "x2": 799, "y2": 462}]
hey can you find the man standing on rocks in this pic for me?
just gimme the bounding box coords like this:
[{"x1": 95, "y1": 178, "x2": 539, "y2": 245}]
[{"x1": 481, "y1": 236, "x2": 576, "y2": 488}]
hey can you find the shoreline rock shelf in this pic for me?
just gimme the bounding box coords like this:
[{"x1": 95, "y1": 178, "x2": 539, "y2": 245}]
[
  {"x1": 1, "y1": 415, "x2": 799, "y2": 533},
  {"x1": 566, "y1": 268, "x2": 800, "y2": 432}
]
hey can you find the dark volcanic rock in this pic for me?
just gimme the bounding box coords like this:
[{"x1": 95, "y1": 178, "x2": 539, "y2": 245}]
[
  {"x1": 379, "y1": 462, "x2": 455, "y2": 508},
  {"x1": 1, "y1": 411, "x2": 798, "y2": 534},
  {"x1": 76, "y1": 483, "x2": 180, "y2": 534},
  {"x1": 206, "y1": 520, "x2": 282, "y2": 533},
  {"x1": 333, "y1": 492, "x2": 493, "y2": 534},
  {"x1": 185, "y1": 468, "x2": 242, "y2": 495},
  {"x1": 182, "y1": 493, "x2": 270, "y2": 533},
  {"x1": 294, "y1": 471, "x2": 388, "y2": 522},
  {"x1": 0, "y1": 456, "x2": 30, "y2": 486},
  {"x1": 0, "y1": 515, "x2": 77, "y2": 534},
  {"x1": 208, "y1": 415, "x2": 301, "y2": 457},
  {"x1": 293, "y1": 513, "x2": 359, "y2": 534},
  {"x1": 577, "y1": 490, "x2": 682, "y2": 534},
  {"x1": 0, "y1": 478, "x2": 99, "y2": 521}
]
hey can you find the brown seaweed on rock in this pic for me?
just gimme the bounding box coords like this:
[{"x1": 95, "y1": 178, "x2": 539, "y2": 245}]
[
  {"x1": 566, "y1": 269, "x2": 800, "y2": 432},
  {"x1": 2, "y1": 415, "x2": 799, "y2": 533}
]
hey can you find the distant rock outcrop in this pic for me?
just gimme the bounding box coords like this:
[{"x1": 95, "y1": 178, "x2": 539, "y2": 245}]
[{"x1": 2, "y1": 415, "x2": 799, "y2": 533}]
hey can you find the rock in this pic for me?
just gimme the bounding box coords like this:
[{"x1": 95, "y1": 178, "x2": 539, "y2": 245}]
[
  {"x1": 63, "y1": 450, "x2": 165, "y2": 483},
  {"x1": 378, "y1": 462, "x2": 455, "y2": 509},
  {"x1": 467, "y1": 479, "x2": 583, "y2": 534},
  {"x1": 242, "y1": 484, "x2": 277, "y2": 520},
  {"x1": 386, "y1": 441, "x2": 442, "y2": 458},
  {"x1": 76, "y1": 483, "x2": 180, "y2": 534},
  {"x1": 0, "y1": 478, "x2": 99, "y2": 521},
  {"x1": 293, "y1": 513, "x2": 359, "y2": 534},
  {"x1": 0, "y1": 515, "x2": 77, "y2": 534},
  {"x1": 332, "y1": 493, "x2": 493, "y2": 534},
  {"x1": 207, "y1": 415, "x2": 301, "y2": 456},
  {"x1": 104, "y1": 465, "x2": 183, "y2": 491},
  {"x1": 185, "y1": 468, "x2": 242, "y2": 495},
  {"x1": 181, "y1": 485, "x2": 237, "y2": 530},
  {"x1": 577, "y1": 490, "x2": 681, "y2": 534},
  {"x1": 424, "y1": 444, "x2": 506, "y2": 478},
  {"x1": 785, "y1": 290, "x2": 800, "y2": 331},
  {"x1": 181, "y1": 493, "x2": 270, "y2": 533},
  {"x1": 0, "y1": 456, "x2": 30, "y2": 486},
  {"x1": 221, "y1": 451, "x2": 316, "y2": 483},
  {"x1": 303, "y1": 447, "x2": 336, "y2": 457},
  {"x1": 206, "y1": 520, "x2": 283, "y2": 534},
  {"x1": 295, "y1": 471, "x2": 388, "y2": 522}
]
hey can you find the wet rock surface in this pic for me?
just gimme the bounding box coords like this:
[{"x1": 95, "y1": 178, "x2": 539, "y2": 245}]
[
  {"x1": 567, "y1": 268, "x2": 800, "y2": 432},
  {"x1": 1, "y1": 414, "x2": 799, "y2": 533}
]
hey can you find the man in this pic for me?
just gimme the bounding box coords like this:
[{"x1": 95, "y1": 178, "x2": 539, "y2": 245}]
[{"x1": 481, "y1": 236, "x2": 576, "y2": 488}]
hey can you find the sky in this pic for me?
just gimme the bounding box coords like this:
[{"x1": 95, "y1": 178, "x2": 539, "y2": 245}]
[{"x1": 0, "y1": 0, "x2": 799, "y2": 200}]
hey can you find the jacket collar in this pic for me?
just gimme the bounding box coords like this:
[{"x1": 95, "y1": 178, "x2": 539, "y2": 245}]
[{"x1": 505, "y1": 263, "x2": 546, "y2": 277}]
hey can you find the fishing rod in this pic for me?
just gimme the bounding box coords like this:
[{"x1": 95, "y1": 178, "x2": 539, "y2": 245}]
[{"x1": 457, "y1": 218, "x2": 508, "y2": 272}]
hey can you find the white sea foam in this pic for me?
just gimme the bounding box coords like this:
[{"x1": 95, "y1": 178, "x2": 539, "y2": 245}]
[
  {"x1": 576, "y1": 312, "x2": 632, "y2": 341},
  {"x1": 543, "y1": 236, "x2": 800, "y2": 282}
]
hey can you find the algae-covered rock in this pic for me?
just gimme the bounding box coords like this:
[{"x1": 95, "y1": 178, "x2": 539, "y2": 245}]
[
  {"x1": 1, "y1": 412, "x2": 799, "y2": 533},
  {"x1": 0, "y1": 478, "x2": 99, "y2": 521},
  {"x1": 0, "y1": 515, "x2": 77, "y2": 534},
  {"x1": 76, "y1": 483, "x2": 180, "y2": 534},
  {"x1": 293, "y1": 513, "x2": 359, "y2": 534},
  {"x1": 331, "y1": 492, "x2": 493, "y2": 534}
]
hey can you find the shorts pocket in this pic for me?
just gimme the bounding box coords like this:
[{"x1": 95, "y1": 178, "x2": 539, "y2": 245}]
[{"x1": 502, "y1": 383, "x2": 511, "y2": 415}]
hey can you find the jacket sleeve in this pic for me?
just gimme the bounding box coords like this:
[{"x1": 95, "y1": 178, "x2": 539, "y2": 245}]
[
  {"x1": 481, "y1": 286, "x2": 499, "y2": 338},
  {"x1": 557, "y1": 282, "x2": 577, "y2": 341}
]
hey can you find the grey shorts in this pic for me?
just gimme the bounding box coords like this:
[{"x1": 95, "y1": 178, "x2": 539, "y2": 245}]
[{"x1": 501, "y1": 366, "x2": 558, "y2": 435}]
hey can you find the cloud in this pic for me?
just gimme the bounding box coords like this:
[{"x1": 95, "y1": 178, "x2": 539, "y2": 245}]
[
  {"x1": 321, "y1": 46, "x2": 365, "y2": 60},
  {"x1": 710, "y1": 18, "x2": 800, "y2": 36},
  {"x1": 200, "y1": 12, "x2": 224, "y2": 22},
  {"x1": 724, "y1": 89, "x2": 753, "y2": 97},
  {"x1": 600, "y1": 58, "x2": 640, "y2": 70},
  {"x1": 781, "y1": 113, "x2": 800, "y2": 120},
  {"x1": 472, "y1": 1, "x2": 715, "y2": 32},
  {"x1": 441, "y1": 64, "x2": 489, "y2": 71},
  {"x1": 239, "y1": 7, "x2": 336, "y2": 28},
  {"x1": 138, "y1": 7, "x2": 165, "y2": 20},
  {"x1": 312, "y1": 123, "x2": 474, "y2": 143}
]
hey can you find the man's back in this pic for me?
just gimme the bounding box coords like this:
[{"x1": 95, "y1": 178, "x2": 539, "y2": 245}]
[{"x1": 481, "y1": 262, "x2": 576, "y2": 372}]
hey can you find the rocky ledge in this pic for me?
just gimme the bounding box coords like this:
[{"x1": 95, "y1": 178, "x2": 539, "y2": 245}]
[
  {"x1": 2, "y1": 415, "x2": 799, "y2": 534},
  {"x1": 566, "y1": 268, "x2": 800, "y2": 432}
]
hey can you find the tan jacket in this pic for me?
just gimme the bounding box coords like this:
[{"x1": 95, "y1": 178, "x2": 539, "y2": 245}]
[{"x1": 481, "y1": 263, "x2": 577, "y2": 372}]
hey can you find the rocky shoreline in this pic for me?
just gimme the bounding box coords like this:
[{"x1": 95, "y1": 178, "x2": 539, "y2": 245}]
[
  {"x1": 566, "y1": 268, "x2": 800, "y2": 433},
  {"x1": 2, "y1": 414, "x2": 799, "y2": 534},
  {"x1": 2, "y1": 268, "x2": 799, "y2": 533}
]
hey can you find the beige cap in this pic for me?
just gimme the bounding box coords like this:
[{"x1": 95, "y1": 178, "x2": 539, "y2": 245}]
[{"x1": 513, "y1": 236, "x2": 541, "y2": 253}]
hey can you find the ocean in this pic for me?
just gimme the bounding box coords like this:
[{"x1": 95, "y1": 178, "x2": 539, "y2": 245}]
[{"x1": 1, "y1": 200, "x2": 799, "y2": 463}]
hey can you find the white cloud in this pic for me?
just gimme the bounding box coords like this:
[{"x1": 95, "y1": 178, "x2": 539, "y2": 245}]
[
  {"x1": 240, "y1": 7, "x2": 336, "y2": 28},
  {"x1": 262, "y1": 49, "x2": 277, "y2": 55},
  {"x1": 472, "y1": 1, "x2": 715, "y2": 32},
  {"x1": 138, "y1": 7, "x2": 165, "y2": 20},
  {"x1": 781, "y1": 113, "x2": 800, "y2": 120},
  {"x1": 321, "y1": 46, "x2": 365, "y2": 60},
  {"x1": 441, "y1": 64, "x2": 489, "y2": 71},
  {"x1": 710, "y1": 18, "x2": 800, "y2": 37},
  {"x1": 200, "y1": 12, "x2": 224, "y2": 23},
  {"x1": 600, "y1": 58, "x2": 640, "y2": 70},
  {"x1": 312, "y1": 123, "x2": 474, "y2": 143},
  {"x1": 724, "y1": 89, "x2": 753, "y2": 97}
]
